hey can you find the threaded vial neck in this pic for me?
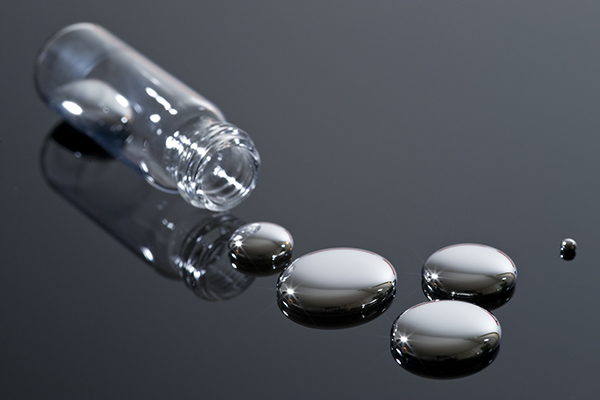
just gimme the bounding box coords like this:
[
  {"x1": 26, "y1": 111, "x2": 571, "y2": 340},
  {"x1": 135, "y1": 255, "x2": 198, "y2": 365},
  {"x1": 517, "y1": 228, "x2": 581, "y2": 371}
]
[{"x1": 169, "y1": 119, "x2": 260, "y2": 211}]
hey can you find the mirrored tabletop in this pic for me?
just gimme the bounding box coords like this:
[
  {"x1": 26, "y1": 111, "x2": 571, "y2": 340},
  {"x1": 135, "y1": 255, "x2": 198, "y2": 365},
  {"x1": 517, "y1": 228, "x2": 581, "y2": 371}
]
[{"x1": 1, "y1": 1, "x2": 598, "y2": 398}]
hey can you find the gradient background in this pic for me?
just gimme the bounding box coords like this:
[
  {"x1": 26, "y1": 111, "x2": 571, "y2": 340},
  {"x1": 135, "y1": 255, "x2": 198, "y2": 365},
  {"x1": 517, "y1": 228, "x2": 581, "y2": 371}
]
[{"x1": 2, "y1": 1, "x2": 599, "y2": 398}]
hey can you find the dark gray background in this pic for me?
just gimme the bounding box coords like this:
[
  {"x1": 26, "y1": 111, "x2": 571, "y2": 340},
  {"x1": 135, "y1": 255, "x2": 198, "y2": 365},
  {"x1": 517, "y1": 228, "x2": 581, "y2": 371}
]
[{"x1": 1, "y1": 1, "x2": 598, "y2": 398}]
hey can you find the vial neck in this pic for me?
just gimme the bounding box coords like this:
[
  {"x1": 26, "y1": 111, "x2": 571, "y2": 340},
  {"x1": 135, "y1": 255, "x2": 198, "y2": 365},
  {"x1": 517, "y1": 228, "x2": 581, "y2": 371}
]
[{"x1": 166, "y1": 118, "x2": 260, "y2": 211}]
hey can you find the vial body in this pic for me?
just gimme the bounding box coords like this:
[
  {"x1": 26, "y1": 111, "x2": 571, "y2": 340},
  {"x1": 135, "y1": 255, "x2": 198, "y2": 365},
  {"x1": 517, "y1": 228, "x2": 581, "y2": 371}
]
[{"x1": 35, "y1": 23, "x2": 260, "y2": 211}]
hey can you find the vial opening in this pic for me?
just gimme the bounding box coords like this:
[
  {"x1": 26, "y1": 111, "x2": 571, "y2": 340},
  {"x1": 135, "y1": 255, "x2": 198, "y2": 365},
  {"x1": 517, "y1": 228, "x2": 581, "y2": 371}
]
[
  {"x1": 174, "y1": 121, "x2": 260, "y2": 211},
  {"x1": 198, "y1": 145, "x2": 259, "y2": 210}
]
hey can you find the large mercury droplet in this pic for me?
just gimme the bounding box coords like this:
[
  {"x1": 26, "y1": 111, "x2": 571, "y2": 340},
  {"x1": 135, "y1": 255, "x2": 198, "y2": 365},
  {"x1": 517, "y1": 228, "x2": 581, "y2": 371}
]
[
  {"x1": 390, "y1": 300, "x2": 502, "y2": 379},
  {"x1": 277, "y1": 248, "x2": 396, "y2": 329}
]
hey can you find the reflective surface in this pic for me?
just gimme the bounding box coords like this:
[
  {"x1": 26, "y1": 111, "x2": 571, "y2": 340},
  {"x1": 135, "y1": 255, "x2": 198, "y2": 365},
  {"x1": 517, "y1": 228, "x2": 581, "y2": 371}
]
[
  {"x1": 42, "y1": 122, "x2": 254, "y2": 301},
  {"x1": 391, "y1": 301, "x2": 501, "y2": 379},
  {"x1": 176, "y1": 214, "x2": 255, "y2": 301},
  {"x1": 561, "y1": 238, "x2": 577, "y2": 261},
  {"x1": 422, "y1": 244, "x2": 517, "y2": 310},
  {"x1": 228, "y1": 222, "x2": 293, "y2": 276},
  {"x1": 277, "y1": 248, "x2": 396, "y2": 328},
  {"x1": 5, "y1": 3, "x2": 600, "y2": 399}
]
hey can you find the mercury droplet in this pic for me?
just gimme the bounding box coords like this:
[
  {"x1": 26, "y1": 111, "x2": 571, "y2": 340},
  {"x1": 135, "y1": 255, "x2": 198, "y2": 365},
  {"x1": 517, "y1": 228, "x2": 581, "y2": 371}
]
[
  {"x1": 422, "y1": 243, "x2": 517, "y2": 310},
  {"x1": 277, "y1": 248, "x2": 396, "y2": 329},
  {"x1": 391, "y1": 300, "x2": 501, "y2": 379},
  {"x1": 228, "y1": 222, "x2": 293, "y2": 276},
  {"x1": 560, "y1": 238, "x2": 577, "y2": 261}
]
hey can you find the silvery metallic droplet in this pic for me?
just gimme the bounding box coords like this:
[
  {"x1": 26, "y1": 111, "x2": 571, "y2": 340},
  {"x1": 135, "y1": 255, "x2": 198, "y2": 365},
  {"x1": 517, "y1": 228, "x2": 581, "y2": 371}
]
[
  {"x1": 422, "y1": 243, "x2": 517, "y2": 310},
  {"x1": 277, "y1": 248, "x2": 396, "y2": 329},
  {"x1": 228, "y1": 222, "x2": 293, "y2": 276},
  {"x1": 560, "y1": 238, "x2": 577, "y2": 261},
  {"x1": 391, "y1": 300, "x2": 501, "y2": 379}
]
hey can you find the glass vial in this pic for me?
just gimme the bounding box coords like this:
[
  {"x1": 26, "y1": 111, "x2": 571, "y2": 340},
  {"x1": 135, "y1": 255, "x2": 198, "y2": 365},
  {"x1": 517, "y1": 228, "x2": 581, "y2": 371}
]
[{"x1": 35, "y1": 23, "x2": 260, "y2": 211}]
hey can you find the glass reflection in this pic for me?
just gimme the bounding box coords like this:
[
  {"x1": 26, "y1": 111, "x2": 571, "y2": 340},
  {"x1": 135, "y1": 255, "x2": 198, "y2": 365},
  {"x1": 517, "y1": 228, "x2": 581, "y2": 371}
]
[
  {"x1": 390, "y1": 300, "x2": 501, "y2": 379},
  {"x1": 276, "y1": 248, "x2": 396, "y2": 329},
  {"x1": 421, "y1": 243, "x2": 517, "y2": 310},
  {"x1": 40, "y1": 122, "x2": 254, "y2": 301}
]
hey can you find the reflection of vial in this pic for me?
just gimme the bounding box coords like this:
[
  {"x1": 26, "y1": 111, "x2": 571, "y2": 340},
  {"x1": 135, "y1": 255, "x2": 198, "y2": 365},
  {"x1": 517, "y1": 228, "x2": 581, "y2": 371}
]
[
  {"x1": 35, "y1": 23, "x2": 260, "y2": 211},
  {"x1": 41, "y1": 122, "x2": 255, "y2": 301}
]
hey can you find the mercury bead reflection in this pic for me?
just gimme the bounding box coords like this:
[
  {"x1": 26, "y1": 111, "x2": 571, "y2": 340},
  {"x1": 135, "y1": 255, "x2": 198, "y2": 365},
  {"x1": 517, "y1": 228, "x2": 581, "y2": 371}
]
[
  {"x1": 277, "y1": 248, "x2": 396, "y2": 329},
  {"x1": 560, "y1": 238, "x2": 577, "y2": 261},
  {"x1": 391, "y1": 300, "x2": 502, "y2": 379},
  {"x1": 228, "y1": 222, "x2": 293, "y2": 276},
  {"x1": 422, "y1": 243, "x2": 517, "y2": 310}
]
